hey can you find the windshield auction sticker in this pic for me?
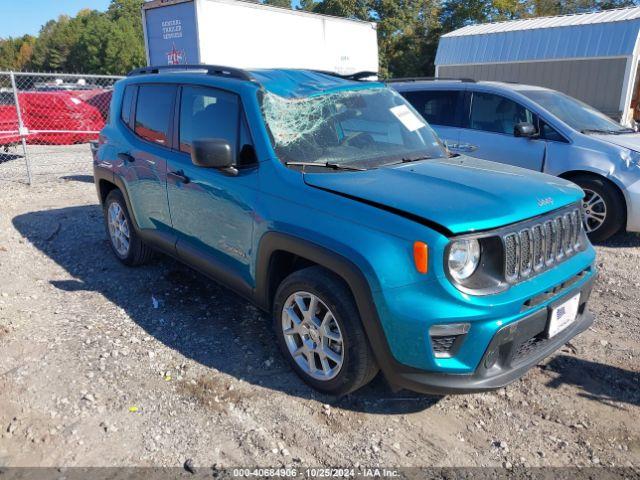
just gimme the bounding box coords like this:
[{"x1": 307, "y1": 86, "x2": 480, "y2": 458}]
[{"x1": 390, "y1": 105, "x2": 426, "y2": 132}]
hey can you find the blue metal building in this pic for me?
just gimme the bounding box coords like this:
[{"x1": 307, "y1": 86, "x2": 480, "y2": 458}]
[{"x1": 435, "y1": 6, "x2": 640, "y2": 123}]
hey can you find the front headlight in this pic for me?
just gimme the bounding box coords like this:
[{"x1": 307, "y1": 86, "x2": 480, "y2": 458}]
[{"x1": 448, "y1": 239, "x2": 480, "y2": 282}]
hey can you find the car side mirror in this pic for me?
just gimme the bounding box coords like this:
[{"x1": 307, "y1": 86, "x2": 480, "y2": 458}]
[
  {"x1": 191, "y1": 138, "x2": 237, "y2": 175},
  {"x1": 514, "y1": 122, "x2": 538, "y2": 138}
]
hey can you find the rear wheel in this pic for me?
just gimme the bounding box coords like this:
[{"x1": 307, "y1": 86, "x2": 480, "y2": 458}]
[
  {"x1": 273, "y1": 266, "x2": 378, "y2": 396},
  {"x1": 573, "y1": 175, "x2": 625, "y2": 243},
  {"x1": 104, "y1": 189, "x2": 154, "y2": 266}
]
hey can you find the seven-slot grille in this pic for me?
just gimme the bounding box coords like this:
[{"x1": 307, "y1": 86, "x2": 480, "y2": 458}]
[{"x1": 503, "y1": 208, "x2": 583, "y2": 283}]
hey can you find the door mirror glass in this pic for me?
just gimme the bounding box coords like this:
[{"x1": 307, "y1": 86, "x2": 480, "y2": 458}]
[
  {"x1": 191, "y1": 138, "x2": 236, "y2": 172},
  {"x1": 514, "y1": 122, "x2": 538, "y2": 138}
]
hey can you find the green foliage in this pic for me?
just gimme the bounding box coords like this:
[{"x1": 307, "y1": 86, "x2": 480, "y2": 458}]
[
  {"x1": 0, "y1": 0, "x2": 637, "y2": 77},
  {"x1": 0, "y1": 35, "x2": 35, "y2": 70},
  {"x1": 262, "y1": 0, "x2": 294, "y2": 7}
]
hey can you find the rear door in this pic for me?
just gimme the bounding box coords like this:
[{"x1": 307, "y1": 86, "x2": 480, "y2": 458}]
[
  {"x1": 457, "y1": 91, "x2": 546, "y2": 171},
  {"x1": 119, "y1": 83, "x2": 176, "y2": 249},
  {"x1": 400, "y1": 88, "x2": 463, "y2": 150}
]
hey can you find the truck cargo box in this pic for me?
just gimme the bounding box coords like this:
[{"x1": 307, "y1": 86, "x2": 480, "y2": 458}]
[{"x1": 142, "y1": 0, "x2": 379, "y2": 75}]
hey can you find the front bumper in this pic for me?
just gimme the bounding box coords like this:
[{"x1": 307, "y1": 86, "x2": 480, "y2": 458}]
[{"x1": 382, "y1": 273, "x2": 595, "y2": 395}]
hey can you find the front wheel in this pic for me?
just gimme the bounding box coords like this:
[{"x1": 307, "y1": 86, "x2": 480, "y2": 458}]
[
  {"x1": 273, "y1": 266, "x2": 378, "y2": 396},
  {"x1": 573, "y1": 175, "x2": 625, "y2": 243}
]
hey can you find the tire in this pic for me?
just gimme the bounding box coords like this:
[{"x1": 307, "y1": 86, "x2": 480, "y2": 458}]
[
  {"x1": 103, "y1": 189, "x2": 154, "y2": 266},
  {"x1": 572, "y1": 175, "x2": 625, "y2": 243},
  {"x1": 273, "y1": 266, "x2": 379, "y2": 396}
]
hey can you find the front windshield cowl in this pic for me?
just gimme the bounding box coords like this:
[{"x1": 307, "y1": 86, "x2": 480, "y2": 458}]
[{"x1": 261, "y1": 86, "x2": 447, "y2": 170}]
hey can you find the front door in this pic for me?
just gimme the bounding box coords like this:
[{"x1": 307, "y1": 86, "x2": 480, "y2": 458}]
[
  {"x1": 457, "y1": 91, "x2": 546, "y2": 171},
  {"x1": 166, "y1": 85, "x2": 257, "y2": 290}
]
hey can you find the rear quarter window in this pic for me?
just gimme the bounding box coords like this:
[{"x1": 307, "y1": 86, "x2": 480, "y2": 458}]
[
  {"x1": 134, "y1": 84, "x2": 176, "y2": 147},
  {"x1": 120, "y1": 85, "x2": 135, "y2": 126}
]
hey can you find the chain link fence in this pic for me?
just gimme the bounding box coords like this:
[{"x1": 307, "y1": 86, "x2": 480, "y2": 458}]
[{"x1": 0, "y1": 71, "x2": 123, "y2": 184}]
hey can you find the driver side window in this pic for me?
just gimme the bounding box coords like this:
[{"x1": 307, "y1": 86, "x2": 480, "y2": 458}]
[
  {"x1": 179, "y1": 86, "x2": 240, "y2": 155},
  {"x1": 470, "y1": 92, "x2": 533, "y2": 135}
]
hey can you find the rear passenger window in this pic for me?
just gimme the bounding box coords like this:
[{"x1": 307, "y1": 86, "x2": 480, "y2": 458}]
[
  {"x1": 401, "y1": 90, "x2": 461, "y2": 127},
  {"x1": 470, "y1": 92, "x2": 533, "y2": 135},
  {"x1": 134, "y1": 85, "x2": 176, "y2": 146},
  {"x1": 179, "y1": 86, "x2": 240, "y2": 155},
  {"x1": 120, "y1": 86, "x2": 135, "y2": 126}
]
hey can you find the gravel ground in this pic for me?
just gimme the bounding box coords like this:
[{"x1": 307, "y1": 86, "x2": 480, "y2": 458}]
[
  {"x1": 0, "y1": 178, "x2": 638, "y2": 470},
  {"x1": 0, "y1": 144, "x2": 91, "y2": 184}
]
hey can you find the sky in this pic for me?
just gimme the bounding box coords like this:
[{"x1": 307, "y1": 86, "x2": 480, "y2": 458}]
[
  {"x1": 0, "y1": 0, "x2": 112, "y2": 38},
  {"x1": 1, "y1": 0, "x2": 304, "y2": 39}
]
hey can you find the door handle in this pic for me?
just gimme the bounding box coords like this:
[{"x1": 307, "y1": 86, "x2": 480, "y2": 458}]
[
  {"x1": 117, "y1": 152, "x2": 135, "y2": 163},
  {"x1": 168, "y1": 170, "x2": 190, "y2": 184}
]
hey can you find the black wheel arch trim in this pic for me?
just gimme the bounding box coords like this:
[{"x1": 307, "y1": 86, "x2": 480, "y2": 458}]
[
  {"x1": 95, "y1": 166, "x2": 134, "y2": 219},
  {"x1": 254, "y1": 231, "x2": 405, "y2": 383},
  {"x1": 94, "y1": 166, "x2": 179, "y2": 257}
]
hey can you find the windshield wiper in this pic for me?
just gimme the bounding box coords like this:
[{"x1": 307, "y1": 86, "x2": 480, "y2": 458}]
[
  {"x1": 383, "y1": 155, "x2": 436, "y2": 167},
  {"x1": 285, "y1": 161, "x2": 367, "y2": 171},
  {"x1": 402, "y1": 155, "x2": 436, "y2": 163},
  {"x1": 613, "y1": 128, "x2": 636, "y2": 134},
  {"x1": 582, "y1": 128, "x2": 635, "y2": 135}
]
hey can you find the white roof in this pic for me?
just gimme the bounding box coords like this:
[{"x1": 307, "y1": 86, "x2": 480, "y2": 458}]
[{"x1": 443, "y1": 6, "x2": 640, "y2": 37}]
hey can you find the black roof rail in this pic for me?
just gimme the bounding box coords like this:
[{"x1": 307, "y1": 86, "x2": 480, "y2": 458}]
[
  {"x1": 127, "y1": 64, "x2": 255, "y2": 82},
  {"x1": 312, "y1": 70, "x2": 379, "y2": 81},
  {"x1": 387, "y1": 77, "x2": 476, "y2": 83}
]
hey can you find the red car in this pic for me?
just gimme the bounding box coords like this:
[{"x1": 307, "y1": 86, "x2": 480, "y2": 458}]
[{"x1": 0, "y1": 90, "x2": 111, "y2": 147}]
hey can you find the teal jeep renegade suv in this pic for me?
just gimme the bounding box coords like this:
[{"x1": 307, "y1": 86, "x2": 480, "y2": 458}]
[{"x1": 93, "y1": 65, "x2": 597, "y2": 396}]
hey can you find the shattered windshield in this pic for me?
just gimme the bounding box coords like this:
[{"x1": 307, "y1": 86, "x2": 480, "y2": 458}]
[{"x1": 261, "y1": 87, "x2": 447, "y2": 169}]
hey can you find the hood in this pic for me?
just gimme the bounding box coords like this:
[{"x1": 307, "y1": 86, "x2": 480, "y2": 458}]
[
  {"x1": 591, "y1": 132, "x2": 640, "y2": 152},
  {"x1": 303, "y1": 156, "x2": 584, "y2": 235}
]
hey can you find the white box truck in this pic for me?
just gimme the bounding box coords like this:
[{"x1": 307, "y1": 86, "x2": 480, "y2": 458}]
[{"x1": 142, "y1": 0, "x2": 379, "y2": 75}]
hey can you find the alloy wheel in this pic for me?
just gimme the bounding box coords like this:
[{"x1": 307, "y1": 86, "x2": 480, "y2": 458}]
[
  {"x1": 107, "y1": 202, "x2": 130, "y2": 257},
  {"x1": 582, "y1": 189, "x2": 607, "y2": 233},
  {"x1": 281, "y1": 291, "x2": 344, "y2": 381}
]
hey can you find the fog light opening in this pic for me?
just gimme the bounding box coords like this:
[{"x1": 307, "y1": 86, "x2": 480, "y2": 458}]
[{"x1": 429, "y1": 323, "x2": 470, "y2": 359}]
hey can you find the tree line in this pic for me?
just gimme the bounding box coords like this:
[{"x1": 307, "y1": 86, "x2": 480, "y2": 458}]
[{"x1": 0, "y1": 0, "x2": 637, "y2": 77}]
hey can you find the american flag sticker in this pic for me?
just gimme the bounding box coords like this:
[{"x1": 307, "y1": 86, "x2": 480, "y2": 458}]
[{"x1": 548, "y1": 294, "x2": 580, "y2": 338}]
